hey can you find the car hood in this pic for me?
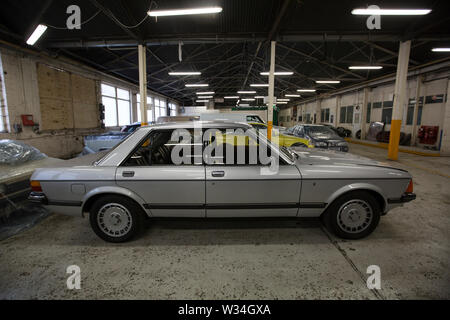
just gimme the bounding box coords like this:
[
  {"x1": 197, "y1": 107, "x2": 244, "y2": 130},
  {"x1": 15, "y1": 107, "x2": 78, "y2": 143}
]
[{"x1": 290, "y1": 147, "x2": 403, "y2": 171}]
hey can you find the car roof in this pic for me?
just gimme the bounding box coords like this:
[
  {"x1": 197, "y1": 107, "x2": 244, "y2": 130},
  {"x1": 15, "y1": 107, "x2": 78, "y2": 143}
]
[{"x1": 140, "y1": 120, "x2": 252, "y2": 131}]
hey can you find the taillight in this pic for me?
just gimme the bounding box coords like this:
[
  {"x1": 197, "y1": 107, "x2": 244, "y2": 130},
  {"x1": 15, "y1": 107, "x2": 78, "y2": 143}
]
[
  {"x1": 30, "y1": 180, "x2": 42, "y2": 192},
  {"x1": 406, "y1": 179, "x2": 413, "y2": 193}
]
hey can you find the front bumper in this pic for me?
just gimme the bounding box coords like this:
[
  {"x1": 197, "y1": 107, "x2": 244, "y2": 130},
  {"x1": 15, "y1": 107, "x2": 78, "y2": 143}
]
[{"x1": 388, "y1": 192, "x2": 416, "y2": 204}]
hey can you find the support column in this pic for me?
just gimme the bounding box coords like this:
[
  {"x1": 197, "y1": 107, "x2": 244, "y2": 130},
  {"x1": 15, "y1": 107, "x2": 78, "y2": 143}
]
[
  {"x1": 138, "y1": 44, "x2": 148, "y2": 125},
  {"x1": 440, "y1": 79, "x2": 450, "y2": 155},
  {"x1": 388, "y1": 40, "x2": 411, "y2": 160},
  {"x1": 411, "y1": 76, "x2": 423, "y2": 145},
  {"x1": 335, "y1": 95, "x2": 341, "y2": 126},
  {"x1": 360, "y1": 88, "x2": 370, "y2": 140},
  {"x1": 315, "y1": 99, "x2": 322, "y2": 124},
  {"x1": 267, "y1": 41, "x2": 276, "y2": 140}
]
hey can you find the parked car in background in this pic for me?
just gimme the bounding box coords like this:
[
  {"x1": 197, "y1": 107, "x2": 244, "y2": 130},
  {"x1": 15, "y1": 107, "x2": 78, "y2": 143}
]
[
  {"x1": 249, "y1": 123, "x2": 314, "y2": 148},
  {"x1": 120, "y1": 122, "x2": 142, "y2": 133},
  {"x1": 29, "y1": 121, "x2": 416, "y2": 242},
  {"x1": 323, "y1": 124, "x2": 352, "y2": 138},
  {"x1": 199, "y1": 113, "x2": 286, "y2": 131},
  {"x1": 285, "y1": 124, "x2": 349, "y2": 152}
]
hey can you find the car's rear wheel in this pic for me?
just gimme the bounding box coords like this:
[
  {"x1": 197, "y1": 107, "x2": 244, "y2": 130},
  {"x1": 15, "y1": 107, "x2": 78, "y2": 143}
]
[
  {"x1": 89, "y1": 195, "x2": 145, "y2": 243},
  {"x1": 322, "y1": 191, "x2": 381, "y2": 239}
]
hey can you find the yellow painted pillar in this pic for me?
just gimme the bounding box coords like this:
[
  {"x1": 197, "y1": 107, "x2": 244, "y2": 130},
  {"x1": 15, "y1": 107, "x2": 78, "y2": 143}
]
[
  {"x1": 267, "y1": 41, "x2": 276, "y2": 141},
  {"x1": 138, "y1": 44, "x2": 148, "y2": 125},
  {"x1": 388, "y1": 40, "x2": 411, "y2": 160}
]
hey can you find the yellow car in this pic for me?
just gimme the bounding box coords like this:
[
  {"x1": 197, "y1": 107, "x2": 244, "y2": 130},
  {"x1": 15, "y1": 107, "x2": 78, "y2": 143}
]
[{"x1": 249, "y1": 123, "x2": 314, "y2": 148}]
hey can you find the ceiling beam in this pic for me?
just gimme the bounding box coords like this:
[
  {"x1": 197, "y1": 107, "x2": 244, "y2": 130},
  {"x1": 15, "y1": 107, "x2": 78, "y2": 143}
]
[
  {"x1": 364, "y1": 41, "x2": 420, "y2": 65},
  {"x1": 44, "y1": 33, "x2": 450, "y2": 48},
  {"x1": 278, "y1": 43, "x2": 365, "y2": 80}
]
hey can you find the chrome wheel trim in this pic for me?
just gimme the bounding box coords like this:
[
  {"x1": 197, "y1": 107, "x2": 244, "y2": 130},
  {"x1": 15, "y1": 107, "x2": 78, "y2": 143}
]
[
  {"x1": 97, "y1": 203, "x2": 132, "y2": 237},
  {"x1": 337, "y1": 199, "x2": 373, "y2": 234}
]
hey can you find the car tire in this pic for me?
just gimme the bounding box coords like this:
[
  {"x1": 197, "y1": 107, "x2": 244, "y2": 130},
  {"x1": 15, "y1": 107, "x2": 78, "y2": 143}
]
[
  {"x1": 322, "y1": 191, "x2": 381, "y2": 239},
  {"x1": 89, "y1": 195, "x2": 146, "y2": 243}
]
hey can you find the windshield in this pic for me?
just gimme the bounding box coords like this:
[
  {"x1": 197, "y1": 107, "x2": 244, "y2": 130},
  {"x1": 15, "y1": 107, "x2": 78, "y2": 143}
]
[{"x1": 305, "y1": 126, "x2": 340, "y2": 139}]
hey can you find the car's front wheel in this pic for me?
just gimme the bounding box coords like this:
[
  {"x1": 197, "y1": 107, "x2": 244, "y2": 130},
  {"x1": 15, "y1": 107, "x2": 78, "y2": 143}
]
[
  {"x1": 89, "y1": 195, "x2": 145, "y2": 243},
  {"x1": 322, "y1": 191, "x2": 381, "y2": 239}
]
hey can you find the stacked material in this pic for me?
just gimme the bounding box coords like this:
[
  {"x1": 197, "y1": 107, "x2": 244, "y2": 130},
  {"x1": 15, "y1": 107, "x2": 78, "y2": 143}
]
[{"x1": 0, "y1": 140, "x2": 64, "y2": 221}]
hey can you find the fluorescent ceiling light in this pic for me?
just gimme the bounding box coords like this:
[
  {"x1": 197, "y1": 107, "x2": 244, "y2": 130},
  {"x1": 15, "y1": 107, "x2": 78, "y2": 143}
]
[
  {"x1": 316, "y1": 80, "x2": 340, "y2": 84},
  {"x1": 169, "y1": 71, "x2": 201, "y2": 75},
  {"x1": 200, "y1": 96, "x2": 213, "y2": 99},
  {"x1": 260, "y1": 71, "x2": 294, "y2": 76},
  {"x1": 196, "y1": 91, "x2": 215, "y2": 95},
  {"x1": 432, "y1": 48, "x2": 450, "y2": 52},
  {"x1": 148, "y1": 7, "x2": 223, "y2": 17},
  {"x1": 297, "y1": 89, "x2": 316, "y2": 92},
  {"x1": 26, "y1": 24, "x2": 47, "y2": 46},
  {"x1": 277, "y1": 99, "x2": 290, "y2": 102},
  {"x1": 196, "y1": 100, "x2": 209, "y2": 103},
  {"x1": 351, "y1": 8, "x2": 431, "y2": 15},
  {"x1": 285, "y1": 94, "x2": 300, "y2": 97},
  {"x1": 250, "y1": 84, "x2": 269, "y2": 87},
  {"x1": 255, "y1": 96, "x2": 265, "y2": 99},
  {"x1": 186, "y1": 84, "x2": 209, "y2": 87},
  {"x1": 276, "y1": 102, "x2": 288, "y2": 104},
  {"x1": 349, "y1": 66, "x2": 383, "y2": 70},
  {"x1": 237, "y1": 91, "x2": 256, "y2": 94},
  {"x1": 224, "y1": 96, "x2": 239, "y2": 99},
  {"x1": 241, "y1": 98, "x2": 255, "y2": 101}
]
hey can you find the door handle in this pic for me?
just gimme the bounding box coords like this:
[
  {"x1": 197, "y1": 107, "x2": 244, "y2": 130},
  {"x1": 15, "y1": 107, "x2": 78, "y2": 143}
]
[
  {"x1": 122, "y1": 171, "x2": 135, "y2": 177},
  {"x1": 211, "y1": 171, "x2": 225, "y2": 177}
]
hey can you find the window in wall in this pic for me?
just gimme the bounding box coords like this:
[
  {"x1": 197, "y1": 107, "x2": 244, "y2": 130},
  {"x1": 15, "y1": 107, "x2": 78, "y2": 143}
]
[
  {"x1": 305, "y1": 114, "x2": 311, "y2": 124},
  {"x1": 147, "y1": 96, "x2": 153, "y2": 122},
  {"x1": 154, "y1": 98, "x2": 160, "y2": 120},
  {"x1": 372, "y1": 101, "x2": 382, "y2": 108},
  {"x1": 366, "y1": 103, "x2": 371, "y2": 123},
  {"x1": 406, "y1": 97, "x2": 424, "y2": 126},
  {"x1": 320, "y1": 108, "x2": 330, "y2": 122},
  {"x1": 406, "y1": 106, "x2": 414, "y2": 125},
  {"x1": 136, "y1": 94, "x2": 154, "y2": 123},
  {"x1": 425, "y1": 94, "x2": 444, "y2": 104},
  {"x1": 381, "y1": 101, "x2": 393, "y2": 124},
  {"x1": 160, "y1": 99, "x2": 167, "y2": 117},
  {"x1": 101, "y1": 83, "x2": 131, "y2": 127},
  {"x1": 169, "y1": 102, "x2": 177, "y2": 116},
  {"x1": 417, "y1": 105, "x2": 423, "y2": 125},
  {"x1": 340, "y1": 106, "x2": 353, "y2": 124}
]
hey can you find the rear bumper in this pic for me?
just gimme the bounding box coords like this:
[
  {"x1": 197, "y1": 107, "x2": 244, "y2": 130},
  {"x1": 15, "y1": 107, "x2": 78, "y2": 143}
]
[
  {"x1": 388, "y1": 192, "x2": 416, "y2": 204},
  {"x1": 28, "y1": 192, "x2": 82, "y2": 217},
  {"x1": 28, "y1": 192, "x2": 48, "y2": 204}
]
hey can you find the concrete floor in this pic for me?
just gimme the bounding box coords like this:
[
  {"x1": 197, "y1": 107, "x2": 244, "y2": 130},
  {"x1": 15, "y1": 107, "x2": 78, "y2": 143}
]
[{"x1": 0, "y1": 144, "x2": 449, "y2": 299}]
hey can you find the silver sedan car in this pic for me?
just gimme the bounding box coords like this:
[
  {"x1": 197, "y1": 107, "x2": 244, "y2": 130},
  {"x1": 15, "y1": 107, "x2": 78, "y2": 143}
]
[{"x1": 28, "y1": 121, "x2": 416, "y2": 242}]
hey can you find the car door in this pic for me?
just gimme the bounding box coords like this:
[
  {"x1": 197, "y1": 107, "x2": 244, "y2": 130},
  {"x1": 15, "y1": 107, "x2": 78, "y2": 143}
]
[
  {"x1": 116, "y1": 128, "x2": 205, "y2": 217},
  {"x1": 205, "y1": 129, "x2": 302, "y2": 217}
]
